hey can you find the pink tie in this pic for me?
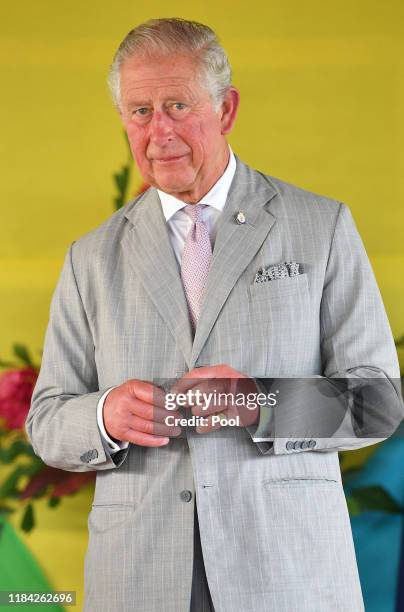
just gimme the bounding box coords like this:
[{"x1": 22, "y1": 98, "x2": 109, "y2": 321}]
[{"x1": 181, "y1": 204, "x2": 212, "y2": 331}]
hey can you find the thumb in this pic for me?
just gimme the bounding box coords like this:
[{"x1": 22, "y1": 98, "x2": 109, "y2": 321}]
[{"x1": 126, "y1": 379, "x2": 167, "y2": 408}]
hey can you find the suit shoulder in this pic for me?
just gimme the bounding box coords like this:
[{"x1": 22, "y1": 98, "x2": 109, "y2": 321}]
[
  {"x1": 260, "y1": 172, "x2": 343, "y2": 215},
  {"x1": 235, "y1": 155, "x2": 346, "y2": 225},
  {"x1": 69, "y1": 192, "x2": 146, "y2": 259}
]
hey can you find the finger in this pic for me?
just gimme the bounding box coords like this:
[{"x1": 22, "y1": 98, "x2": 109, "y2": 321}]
[
  {"x1": 125, "y1": 414, "x2": 181, "y2": 437},
  {"x1": 177, "y1": 372, "x2": 247, "y2": 399},
  {"x1": 127, "y1": 380, "x2": 167, "y2": 409},
  {"x1": 196, "y1": 413, "x2": 224, "y2": 434},
  {"x1": 170, "y1": 366, "x2": 222, "y2": 395},
  {"x1": 190, "y1": 378, "x2": 258, "y2": 418},
  {"x1": 121, "y1": 429, "x2": 171, "y2": 447},
  {"x1": 129, "y1": 397, "x2": 183, "y2": 423},
  {"x1": 169, "y1": 378, "x2": 231, "y2": 415},
  {"x1": 189, "y1": 380, "x2": 233, "y2": 416},
  {"x1": 169, "y1": 377, "x2": 202, "y2": 396},
  {"x1": 172, "y1": 365, "x2": 246, "y2": 397},
  {"x1": 155, "y1": 406, "x2": 184, "y2": 424}
]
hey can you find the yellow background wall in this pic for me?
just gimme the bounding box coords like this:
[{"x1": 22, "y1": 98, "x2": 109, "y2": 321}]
[{"x1": 1, "y1": 1, "x2": 403, "y2": 610}]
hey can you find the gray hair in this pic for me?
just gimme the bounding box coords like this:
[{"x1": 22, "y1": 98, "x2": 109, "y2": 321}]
[{"x1": 108, "y1": 17, "x2": 232, "y2": 112}]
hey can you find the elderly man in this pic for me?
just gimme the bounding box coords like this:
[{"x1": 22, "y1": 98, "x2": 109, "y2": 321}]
[{"x1": 26, "y1": 17, "x2": 403, "y2": 612}]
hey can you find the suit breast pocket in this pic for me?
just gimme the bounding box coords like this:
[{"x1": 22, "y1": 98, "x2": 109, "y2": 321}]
[
  {"x1": 247, "y1": 273, "x2": 316, "y2": 374},
  {"x1": 249, "y1": 272, "x2": 310, "y2": 302},
  {"x1": 248, "y1": 273, "x2": 311, "y2": 327}
]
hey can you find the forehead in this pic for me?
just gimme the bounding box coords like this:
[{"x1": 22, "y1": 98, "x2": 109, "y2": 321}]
[{"x1": 120, "y1": 53, "x2": 206, "y2": 103}]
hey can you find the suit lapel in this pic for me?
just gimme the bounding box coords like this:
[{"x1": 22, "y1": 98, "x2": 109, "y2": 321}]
[
  {"x1": 120, "y1": 188, "x2": 194, "y2": 368},
  {"x1": 120, "y1": 157, "x2": 279, "y2": 372},
  {"x1": 190, "y1": 157, "x2": 278, "y2": 367}
]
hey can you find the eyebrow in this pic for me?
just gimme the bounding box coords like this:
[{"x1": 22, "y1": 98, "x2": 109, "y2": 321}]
[
  {"x1": 126, "y1": 99, "x2": 151, "y2": 108},
  {"x1": 125, "y1": 87, "x2": 192, "y2": 105}
]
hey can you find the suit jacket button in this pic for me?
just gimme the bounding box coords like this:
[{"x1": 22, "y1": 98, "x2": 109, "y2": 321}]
[
  {"x1": 285, "y1": 441, "x2": 294, "y2": 451},
  {"x1": 180, "y1": 490, "x2": 193, "y2": 502},
  {"x1": 293, "y1": 441, "x2": 301, "y2": 450},
  {"x1": 300, "y1": 441, "x2": 310, "y2": 449},
  {"x1": 308, "y1": 440, "x2": 317, "y2": 448}
]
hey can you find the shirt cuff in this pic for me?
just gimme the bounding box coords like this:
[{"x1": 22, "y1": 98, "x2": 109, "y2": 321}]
[
  {"x1": 246, "y1": 379, "x2": 275, "y2": 442},
  {"x1": 97, "y1": 386, "x2": 130, "y2": 453}
]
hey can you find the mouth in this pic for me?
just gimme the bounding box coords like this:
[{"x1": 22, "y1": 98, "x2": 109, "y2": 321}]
[{"x1": 153, "y1": 154, "x2": 188, "y2": 164}]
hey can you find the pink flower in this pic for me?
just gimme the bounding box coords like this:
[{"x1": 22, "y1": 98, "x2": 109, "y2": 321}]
[{"x1": 0, "y1": 367, "x2": 38, "y2": 430}]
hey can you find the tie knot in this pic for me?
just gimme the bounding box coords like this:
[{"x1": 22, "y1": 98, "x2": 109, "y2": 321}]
[{"x1": 184, "y1": 203, "x2": 204, "y2": 223}]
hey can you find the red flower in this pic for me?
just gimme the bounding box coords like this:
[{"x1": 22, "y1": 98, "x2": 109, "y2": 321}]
[
  {"x1": 0, "y1": 367, "x2": 38, "y2": 430},
  {"x1": 19, "y1": 465, "x2": 95, "y2": 500}
]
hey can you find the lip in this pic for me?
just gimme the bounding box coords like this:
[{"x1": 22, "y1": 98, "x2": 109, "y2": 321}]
[{"x1": 153, "y1": 154, "x2": 188, "y2": 164}]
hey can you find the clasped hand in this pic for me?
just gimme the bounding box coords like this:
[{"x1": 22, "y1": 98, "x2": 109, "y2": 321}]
[{"x1": 103, "y1": 364, "x2": 260, "y2": 448}]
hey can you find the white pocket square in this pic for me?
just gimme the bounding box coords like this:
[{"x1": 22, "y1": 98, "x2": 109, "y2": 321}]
[{"x1": 254, "y1": 261, "x2": 302, "y2": 284}]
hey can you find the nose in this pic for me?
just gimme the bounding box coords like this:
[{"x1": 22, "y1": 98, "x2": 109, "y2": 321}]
[{"x1": 149, "y1": 110, "x2": 175, "y2": 146}]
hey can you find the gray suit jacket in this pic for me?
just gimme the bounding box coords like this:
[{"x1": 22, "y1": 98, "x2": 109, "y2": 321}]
[{"x1": 26, "y1": 156, "x2": 403, "y2": 611}]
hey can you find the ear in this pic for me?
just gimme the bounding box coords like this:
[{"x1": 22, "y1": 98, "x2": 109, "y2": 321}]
[{"x1": 219, "y1": 87, "x2": 240, "y2": 135}]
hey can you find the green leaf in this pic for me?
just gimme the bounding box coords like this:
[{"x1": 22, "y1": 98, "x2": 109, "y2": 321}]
[
  {"x1": 48, "y1": 496, "x2": 61, "y2": 508},
  {"x1": 21, "y1": 503, "x2": 35, "y2": 532},
  {"x1": 113, "y1": 171, "x2": 124, "y2": 191},
  {"x1": 0, "y1": 462, "x2": 43, "y2": 499},
  {"x1": 112, "y1": 132, "x2": 132, "y2": 211},
  {"x1": 0, "y1": 439, "x2": 37, "y2": 464},
  {"x1": 349, "y1": 485, "x2": 403, "y2": 515},
  {"x1": 346, "y1": 496, "x2": 361, "y2": 517},
  {"x1": 113, "y1": 165, "x2": 130, "y2": 203},
  {"x1": 12, "y1": 344, "x2": 33, "y2": 366},
  {"x1": 341, "y1": 466, "x2": 362, "y2": 481},
  {"x1": 0, "y1": 466, "x2": 27, "y2": 498},
  {"x1": 121, "y1": 166, "x2": 129, "y2": 183}
]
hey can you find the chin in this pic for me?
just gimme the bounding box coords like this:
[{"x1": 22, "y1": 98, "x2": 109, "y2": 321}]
[{"x1": 154, "y1": 174, "x2": 194, "y2": 195}]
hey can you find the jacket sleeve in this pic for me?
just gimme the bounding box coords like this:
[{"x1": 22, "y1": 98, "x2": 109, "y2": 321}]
[
  {"x1": 25, "y1": 242, "x2": 129, "y2": 471},
  {"x1": 247, "y1": 203, "x2": 403, "y2": 456}
]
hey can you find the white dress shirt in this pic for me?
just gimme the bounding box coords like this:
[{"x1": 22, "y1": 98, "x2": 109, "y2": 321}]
[{"x1": 97, "y1": 146, "x2": 237, "y2": 453}]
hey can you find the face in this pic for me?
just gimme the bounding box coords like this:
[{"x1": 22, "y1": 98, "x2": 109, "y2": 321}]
[{"x1": 119, "y1": 52, "x2": 239, "y2": 202}]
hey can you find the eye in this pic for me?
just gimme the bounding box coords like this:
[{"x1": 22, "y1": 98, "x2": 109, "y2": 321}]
[
  {"x1": 129, "y1": 107, "x2": 152, "y2": 124},
  {"x1": 170, "y1": 102, "x2": 188, "y2": 113},
  {"x1": 134, "y1": 107, "x2": 150, "y2": 116},
  {"x1": 167, "y1": 102, "x2": 189, "y2": 119}
]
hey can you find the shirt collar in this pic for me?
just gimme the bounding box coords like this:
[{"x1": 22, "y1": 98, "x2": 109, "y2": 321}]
[{"x1": 157, "y1": 145, "x2": 236, "y2": 222}]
